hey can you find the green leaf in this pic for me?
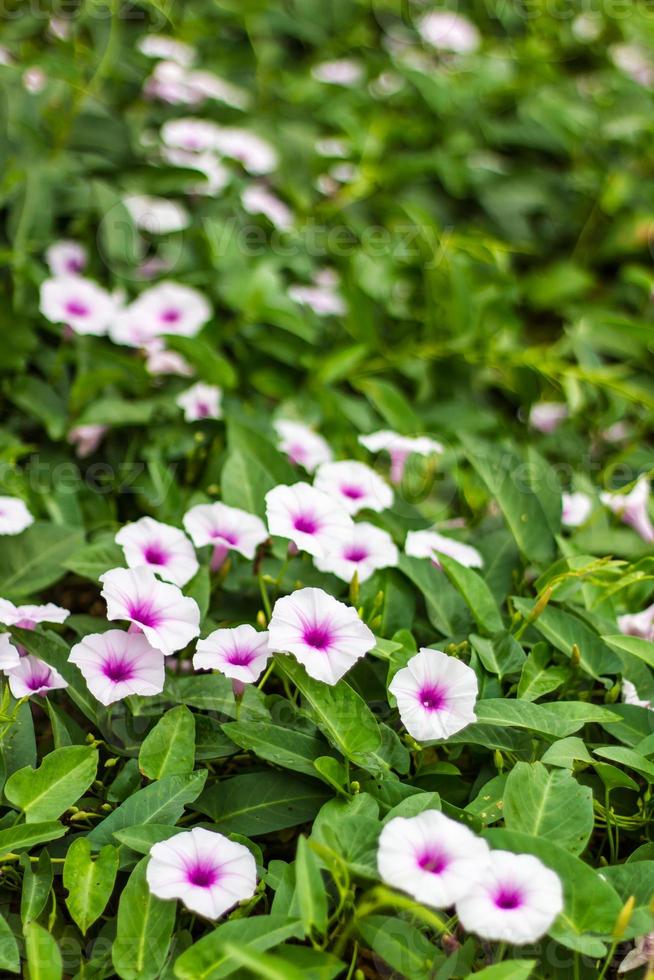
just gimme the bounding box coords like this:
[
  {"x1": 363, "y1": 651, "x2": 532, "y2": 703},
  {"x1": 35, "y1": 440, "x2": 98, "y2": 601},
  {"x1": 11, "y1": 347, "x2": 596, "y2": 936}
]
[
  {"x1": 20, "y1": 851, "x2": 52, "y2": 925},
  {"x1": 217, "y1": 943, "x2": 306, "y2": 980},
  {"x1": 439, "y1": 555, "x2": 503, "y2": 633},
  {"x1": 173, "y1": 915, "x2": 305, "y2": 980},
  {"x1": 503, "y1": 762, "x2": 594, "y2": 854},
  {"x1": 24, "y1": 921, "x2": 62, "y2": 980},
  {"x1": 221, "y1": 450, "x2": 276, "y2": 519},
  {"x1": 295, "y1": 835, "x2": 328, "y2": 937},
  {"x1": 5, "y1": 746, "x2": 98, "y2": 823},
  {"x1": 593, "y1": 745, "x2": 654, "y2": 782},
  {"x1": 0, "y1": 823, "x2": 66, "y2": 857},
  {"x1": 470, "y1": 633, "x2": 525, "y2": 680},
  {"x1": 63, "y1": 540, "x2": 124, "y2": 583},
  {"x1": 540, "y1": 737, "x2": 594, "y2": 769},
  {"x1": 221, "y1": 721, "x2": 330, "y2": 779},
  {"x1": 357, "y1": 915, "x2": 442, "y2": 980},
  {"x1": 0, "y1": 523, "x2": 84, "y2": 599},
  {"x1": 165, "y1": 335, "x2": 237, "y2": 388},
  {"x1": 139, "y1": 707, "x2": 196, "y2": 780},
  {"x1": 471, "y1": 963, "x2": 536, "y2": 980},
  {"x1": 474, "y1": 699, "x2": 618, "y2": 739},
  {"x1": 63, "y1": 838, "x2": 119, "y2": 934},
  {"x1": 512, "y1": 599, "x2": 620, "y2": 679},
  {"x1": 0, "y1": 913, "x2": 19, "y2": 974},
  {"x1": 112, "y1": 858, "x2": 176, "y2": 980},
  {"x1": 604, "y1": 633, "x2": 654, "y2": 669},
  {"x1": 517, "y1": 644, "x2": 569, "y2": 701},
  {"x1": 195, "y1": 771, "x2": 329, "y2": 836}
]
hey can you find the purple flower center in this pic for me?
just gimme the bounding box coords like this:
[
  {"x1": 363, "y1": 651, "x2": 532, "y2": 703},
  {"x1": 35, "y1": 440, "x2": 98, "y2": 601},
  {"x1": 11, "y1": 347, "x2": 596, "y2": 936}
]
[
  {"x1": 227, "y1": 648, "x2": 255, "y2": 667},
  {"x1": 417, "y1": 849, "x2": 449, "y2": 875},
  {"x1": 186, "y1": 862, "x2": 220, "y2": 888},
  {"x1": 143, "y1": 544, "x2": 169, "y2": 566},
  {"x1": 27, "y1": 667, "x2": 52, "y2": 691},
  {"x1": 494, "y1": 887, "x2": 524, "y2": 910},
  {"x1": 293, "y1": 513, "x2": 319, "y2": 534},
  {"x1": 102, "y1": 657, "x2": 135, "y2": 683},
  {"x1": 343, "y1": 546, "x2": 368, "y2": 563},
  {"x1": 66, "y1": 258, "x2": 84, "y2": 274},
  {"x1": 303, "y1": 624, "x2": 333, "y2": 650},
  {"x1": 127, "y1": 601, "x2": 161, "y2": 629},
  {"x1": 15, "y1": 618, "x2": 37, "y2": 630},
  {"x1": 417, "y1": 684, "x2": 447, "y2": 711},
  {"x1": 341, "y1": 484, "x2": 364, "y2": 500},
  {"x1": 287, "y1": 444, "x2": 307, "y2": 464},
  {"x1": 211, "y1": 528, "x2": 238, "y2": 545},
  {"x1": 65, "y1": 299, "x2": 89, "y2": 317},
  {"x1": 160, "y1": 307, "x2": 181, "y2": 324},
  {"x1": 195, "y1": 401, "x2": 211, "y2": 418}
]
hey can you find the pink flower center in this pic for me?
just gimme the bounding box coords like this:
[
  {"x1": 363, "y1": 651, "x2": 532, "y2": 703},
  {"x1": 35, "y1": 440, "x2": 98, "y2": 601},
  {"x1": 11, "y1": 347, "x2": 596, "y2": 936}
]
[
  {"x1": 102, "y1": 657, "x2": 135, "y2": 683},
  {"x1": 303, "y1": 624, "x2": 333, "y2": 650},
  {"x1": 66, "y1": 258, "x2": 84, "y2": 274},
  {"x1": 15, "y1": 618, "x2": 37, "y2": 630},
  {"x1": 65, "y1": 299, "x2": 89, "y2": 317},
  {"x1": 341, "y1": 484, "x2": 364, "y2": 500},
  {"x1": 226, "y1": 648, "x2": 255, "y2": 667},
  {"x1": 27, "y1": 667, "x2": 52, "y2": 691},
  {"x1": 343, "y1": 546, "x2": 368, "y2": 563},
  {"x1": 143, "y1": 544, "x2": 169, "y2": 566},
  {"x1": 418, "y1": 684, "x2": 447, "y2": 711},
  {"x1": 211, "y1": 528, "x2": 238, "y2": 545},
  {"x1": 195, "y1": 401, "x2": 211, "y2": 418},
  {"x1": 160, "y1": 307, "x2": 181, "y2": 324},
  {"x1": 287, "y1": 444, "x2": 307, "y2": 464},
  {"x1": 127, "y1": 601, "x2": 161, "y2": 629},
  {"x1": 417, "y1": 849, "x2": 449, "y2": 875},
  {"x1": 186, "y1": 862, "x2": 220, "y2": 888},
  {"x1": 494, "y1": 887, "x2": 524, "y2": 910},
  {"x1": 293, "y1": 513, "x2": 319, "y2": 534}
]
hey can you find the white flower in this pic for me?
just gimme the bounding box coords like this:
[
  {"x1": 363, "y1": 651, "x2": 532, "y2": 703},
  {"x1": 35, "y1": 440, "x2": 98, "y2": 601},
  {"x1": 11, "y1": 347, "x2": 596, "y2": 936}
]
[
  {"x1": 268, "y1": 586, "x2": 375, "y2": 685},
  {"x1": 315, "y1": 522, "x2": 399, "y2": 583},
  {"x1": 601, "y1": 477, "x2": 654, "y2": 543},
  {"x1": 314, "y1": 460, "x2": 393, "y2": 515},
  {"x1": 125, "y1": 281, "x2": 211, "y2": 339},
  {"x1": 0, "y1": 635, "x2": 20, "y2": 671},
  {"x1": 194, "y1": 625, "x2": 270, "y2": 684},
  {"x1": 144, "y1": 339, "x2": 194, "y2": 377},
  {"x1": 161, "y1": 117, "x2": 222, "y2": 153},
  {"x1": 561, "y1": 491, "x2": 592, "y2": 528},
  {"x1": 621, "y1": 679, "x2": 652, "y2": 710},
  {"x1": 123, "y1": 195, "x2": 190, "y2": 234},
  {"x1": 378, "y1": 810, "x2": 490, "y2": 908},
  {"x1": 186, "y1": 71, "x2": 249, "y2": 109},
  {"x1": 529, "y1": 402, "x2": 568, "y2": 434},
  {"x1": 265, "y1": 483, "x2": 352, "y2": 558},
  {"x1": 100, "y1": 566, "x2": 200, "y2": 656},
  {"x1": 212, "y1": 128, "x2": 278, "y2": 174},
  {"x1": 618, "y1": 933, "x2": 654, "y2": 973},
  {"x1": 183, "y1": 502, "x2": 268, "y2": 570},
  {"x1": 144, "y1": 61, "x2": 199, "y2": 105},
  {"x1": 176, "y1": 382, "x2": 223, "y2": 421},
  {"x1": 40, "y1": 276, "x2": 118, "y2": 336},
  {"x1": 418, "y1": 12, "x2": 480, "y2": 53},
  {"x1": 405, "y1": 530, "x2": 483, "y2": 570},
  {"x1": 315, "y1": 138, "x2": 349, "y2": 158},
  {"x1": 273, "y1": 420, "x2": 333, "y2": 472},
  {"x1": 242, "y1": 185, "x2": 293, "y2": 230},
  {"x1": 5, "y1": 655, "x2": 68, "y2": 699},
  {"x1": 69, "y1": 630, "x2": 166, "y2": 705},
  {"x1": 389, "y1": 648, "x2": 478, "y2": 741},
  {"x1": 618, "y1": 602, "x2": 654, "y2": 641},
  {"x1": 45, "y1": 240, "x2": 87, "y2": 277},
  {"x1": 0, "y1": 599, "x2": 69, "y2": 629},
  {"x1": 359, "y1": 430, "x2": 444, "y2": 484},
  {"x1": 23, "y1": 67, "x2": 46, "y2": 94},
  {"x1": 456, "y1": 850, "x2": 564, "y2": 944},
  {"x1": 610, "y1": 44, "x2": 654, "y2": 87},
  {"x1": 138, "y1": 35, "x2": 195, "y2": 66},
  {"x1": 311, "y1": 59, "x2": 363, "y2": 85},
  {"x1": 288, "y1": 284, "x2": 346, "y2": 317},
  {"x1": 161, "y1": 147, "x2": 230, "y2": 195},
  {"x1": 115, "y1": 517, "x2": 198, "y2": 587},
  {"x1": 67, "y1": 424, "x2": 108, "y2": 459},
  {"x1": 146, "y1": 828, "x2": 257, "y2": 919},
  {"x1": 0, "y1": 497, "x2": 34, "y2": 536}
]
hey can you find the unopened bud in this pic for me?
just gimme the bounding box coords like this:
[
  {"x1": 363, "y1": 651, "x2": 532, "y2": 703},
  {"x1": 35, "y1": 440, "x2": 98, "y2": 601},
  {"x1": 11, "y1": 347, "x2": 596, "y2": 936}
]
[
  {"x1": 613, "y1": 895, "x2": 635, "y2": 939},
  {"x1": 570, "y1": 643, "x2": 581, "y2": 668},
  {"x1": 256, "y1": 610, "x2": 267, "y2": 628},
  {"x1": 494, "y1": 750, "x2": 504, "y2": 773}
]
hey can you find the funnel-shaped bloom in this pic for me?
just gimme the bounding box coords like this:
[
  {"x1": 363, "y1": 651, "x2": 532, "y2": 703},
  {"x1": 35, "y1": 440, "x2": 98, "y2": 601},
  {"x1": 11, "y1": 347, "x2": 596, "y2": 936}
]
[
  {"x1": 561, "y1": 491, "x2": 592, "y2": 528},
  {"x1": 265, "y1": 483, "x2": 352, "y2": 558},
  {"x1": 618, "y1": 602, "x2": 654, "y2": 641},
  {"x1": 418, "y1": 12, "x2": 480, "y2": 52},
  {"x1": 0, "y1": 498, "x2": 34, "y2": 536},
  {"x1": 273, "y1": 420, "x2": 332, "y2": 472},
  {"x1": 124, "y1": 195, "x2": 190, "y2": 234},
  {"x1": 69, "y1": 630, "x2": 166, "y2": 705},
  {"x1": 315, "y1": 522, "x2": 399, "y2": 583},
  {"x1": 115, "y1": 517, "x2": 198, "y2": 587},
  {"x1": 529, "y1": 402, "x2": 568, "y2": 434},
  {"x1": 194, "y1": 625, "x2": 270, "y2": 684},
  {"x1": 40, "y1": 276, "x2": 117, "y2": 336},
  {"x1": 359, "y1": 431, "x2": 444, "y2": 484},
  {"x1": 45, "y1": 240, "x2": 87, "y2": 277},
  {"x1": 68, "y1": 424, "x2": 108, "y2": 459},
  {"x1": 212, "y1": 128, "x2": 277, "y2": 174},
  {"x1": 177, "y1": 383, "x2": 223, "y2": 421},
  {"x1": 601, "y1": 477, "x2": 654, "y2": 543},
  {"x1": 389, "y1": 648, "x2": 478, "y2": 741},
  {"x1": 0, "y1": 635, "x2": 20, "y2": 671},
  {"x1": 405, "y1": 530, "x2": 483, "y2": 569},
  {"x1": 314, "y1": 460, "x2": 393, "y2": 516},
  {"x1": 0, "y1": 600, "x2": 69, "y2": 630},
  {"x1": 5, "y1": 655, "x2": 67, "y2": 699},
  {"x1": 183, "y1": 502, "x2": 268, "y2": 568},
  {"x1": 128, "y1": 281, "x2": 211, "y2": 339}
]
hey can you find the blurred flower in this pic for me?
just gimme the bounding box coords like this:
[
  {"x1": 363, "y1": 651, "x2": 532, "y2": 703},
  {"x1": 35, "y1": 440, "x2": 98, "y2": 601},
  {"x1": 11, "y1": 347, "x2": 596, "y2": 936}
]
[
  {"x1": 268, "y1": 586, "x2": 375, "y2": 684},
  {"x1": 23, "y1": 67, "x2": 46, "y2": 93},
  {"x1": 5, "y1": 655, "x2": 67, "y2": 699},
  {"x1": 123, "y1": 195, "x2": 190, "y2": 234},
  {"x1": 212, "y1": 128, "x2": 278, "y2": 174},
  {"x1": 176, "y1": 382, "x2": 223, "y2": 421},
  {"x1": 265, "y1": 483, "x2": 352, "y2": 558},
  {"x1": 273, "y1": 420, "x2": 332, "y2": 472},
  {"x1": 456, "y1": 851, "x2": 563, "y2": 944},
  {"x1": 183, "y1": 502, "x2": 268, "y2": 569},
  {"x1": 359, "y1": 430, "x2": 444, "y2": 484},
  {"x1": 69, "y1": 630, "x2": 165, "y2": 705},
  {"x1": 127, "y1": 281, "x2": 211, "y2": 339},
  {"x1": 145, "y1": 60, "x2": 200, "y2": 105},
  {"x1": 528, "y1": 402, "x2": 569, "y2": 433},
  {"x1": 314, "y1": 460, "x2": 393, "y2": 515},
  {"x1": 312, "y1": 59, "x2": 363, "y2": 86},
  {"x1": 315, "y1": 138, "x2": 349, "y2": 157},
  {"x1": 405, "y1": 529, "x2": 482, "y2": 569},
  {"x1": 242, "y1": 184, "x2": 293, "y2": 230},
  {"x1": 161, "y1": 147, "x2": 231, "y2": 195},
  {"x1": 0, "y1": 599, "x2": 69, "y2": 630},
  {"x1": 601, "y1": 477, "x2": 654, "y2": 543},
  {"x1": 186, "y1": 70, "x2": 249, "y2": 109},
  {"x1": 0, "y1": 497, "x2": 34, "y2": 536},
  {"x1": 618, "y1": 602, "x2": 654, "y2": 641},
  {"x1": 68, "y1": 424, "x2": 107, "y2": 458},
  {"x1": 610, "y1": 44, "x2": 654, "y2": 87},
  {"x1": 621, "y1": 679, "x2": 651, "y2": 710},
  {"x1": 194, "y1": 625, "x2": 270, "y2": 685},
  {"x1": 0, "y1": 635, "x2": 20, "y2": 671},
  {"x1": 329, "y1": 163, "x2": 358, "y2": 184},
  {"x1": 418, "y1": 12, "x2": 480, "y2": 53},
  {"x1": 389, "y1": 648, "x2": 477, "y2": 741},
  {"x1": 49, "y1": 17, "x2": 71, "y2": 41},
  {"x1": 0, "y1": 47, "x2": 12, "y2": 66},
  {"x1": 138, "y1": 34, "x2": 195, "y2": 66},
  {"x1": 571, "y1": 14, "x2": 602, "y2": 42},
  {"x1": 561, "y1": 491, "x2": 592, "y2": 528},
  {"x1": 146, "y1": 828, "x2": 257, "y2": 919},
  {"x1": 115, "y1": 517, "x2": 198, "y2": 587},
  {"x1": 161, "y1": 117, "x2": 222, "y2": 153},
  {"x1": 602, "y1": 421, "x2": 630, "y2": 444},
  {"x1": 144, "y1": 339, "x2": 194, "y2": 377},
  {"x1": 288, "y1": 283, "x2": 346, "y2": 316},
  {"x1": 45, "y1": 240, "x2": 87, "y2": 277},
  {"x1": 100, "y1": 566, "x2": 200, "y2": 656},
  {"x1": 618, "y1": 933, "x2": 654, "y2": 973},
  {"x1": 40, "y1": 276, "x2": 118, "y2": 336},
  {"x1": 315, "y1": 522, "x2": 399, "y2": 583},
  {"x1": 378, "y1": 810, "x2": 490, "y2": 908}
]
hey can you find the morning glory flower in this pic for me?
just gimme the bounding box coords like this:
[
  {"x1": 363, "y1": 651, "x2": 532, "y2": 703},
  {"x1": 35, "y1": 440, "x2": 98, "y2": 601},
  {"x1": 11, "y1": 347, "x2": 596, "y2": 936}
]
[
  {"x1": 5, "y1": 655, "x2": 68, "y2": 699},
  {"x1": 146, "y1": 827, "x2": 257, "y2": 920},
  {"x1": 0, "y1": 497, "x2": 34, "y2": 535},
  {"x1": 242, "y1": 184, "x2": 293, "y2": 230},
  {"x1": 128, "y1": 281, "x2": 211, "y2": 339},
  {"x1": 115, "y1": 517, "x2": 199, "y2": 587},
  {"x1": 138, "y1": 34, "x2": 195, "y2": 66},
  {"x1": 268, "y1": 586, "x2": 375, "y2": 684},
  {"x1": 212, "y1": 128, "x2": 278, "y2": 174},
  {"x1": 265, "y1": 483, "x2": 352, "y2": 558},
  {"x1": 100, "y1": 566, "x2": 200, "y2": 656},
  {"x1": 69, "y1": 630, "x2": 166, "y2": 705},
  {"x1": 528, "y1": 401, "x2": 568, "y2": 434},
  {"x1": 0, "y1": 599, "x2": 69, "y2": 630},
  {"x1": 288, "y1": 282, "x2": 346, "y2": 317},
  {"x1": 618, "y1": 602, "x2": 654, "y2": 641},
  {"x1": 40, "y1": 276, "x2": 118, "y2": 336},
  {"x1": 389, "y1": 648, "x2": 478, "y2": 741},
  {"x1": 418, "y1": 12, "x2": 480, "y2": 53},
  {"x1": 314, "y1": 460, "x2": 393, "y2": 515},
  {"x1": 161, "y1": 117, "x2": 222, "y2": 152},
  {"x1": 144, "y1": 338, "x2": 194, "y2": 377},
  {"x1": 176, "y1": 383, "x2": 223, "y2": 422},
  {"x1": 601, "y1": 477, "x2": 654, "y2": 543},
  {"x1": 161, "y1": 146, "x2": 230, "y2": 195},
  {"x1": 123, "y1": 195, "x2": 190, "y2": 234},
  {"x1": 0, "y1": 635, "x2": 20, "y2": 671},
  {"x1": 377, "y1": 810, "x2": 490, "y2": 908},
  {"x1": 311, "y1": 59, "x2": 363, "y2": 85},
  {"x1": 273, "y1": 420, "x2": 333, "y2": 472},
  {"x1": 45, "y1": 240, "x2": 87, "y2": 277},
  {"x1": 194, "y1": 625, "x2": 270, "y2": 685},
  {"x1": 145, "y1": 60, "x2": 200, "y2": 105},
  {"x1": 186, "y1": 71, "x2": 249, "y2": 109},
  {"x1": 561, "y1": 491, "x2": 592, "y2": 528},
  {"x1": 456, "y1": 850, "x2": 564, "y2": 944},
  {"x1": 183, "y1": 502, "x2": 268, "y2": 568},
  {"x1": 67, "y1": 424, "x2": 108, "y2": 458},
  {"x1": 618, "y1": 933, "x2": 654, "y2": 974},
  {"x1": 314, "y1": 522, "x2": 399, "y2": 583},
  {"x1": 621, "y1": 679, "x2": 651, "y2": 710},
  {"x1": 405, "y1": 530, "x2": 483, "y2": 569},
  {"x1": 359, "y1": 430, "x2": 444, "y2": 484}
]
